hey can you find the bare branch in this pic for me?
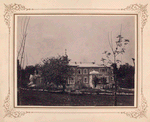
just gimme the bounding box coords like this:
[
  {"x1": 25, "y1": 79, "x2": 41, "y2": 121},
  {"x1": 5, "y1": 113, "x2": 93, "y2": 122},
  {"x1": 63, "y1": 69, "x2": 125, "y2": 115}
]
[
  {"x1": 22, "y1": 52, "x2": 25, "y2": 68},
  {"x1": 17, "y1": 17, "x2": 29, "y2": 59},
  {"x1": 107, "y1": 32, "x2": 114, "y2": 53},
  {"x1": 17, "y1": 34, "x2": 26, "y2": 59},
  {"x1": 120, "y1": 24, "x2": 122, "y2": 35},
  {"x1": 22, "y1": 16, "x2": 27, "y2": 36},
  {"x1": 20, "y1": 34, "x2": 27, "y2": 66},
  {"x1": 24, "y1": 17, "x2": 30, "y2": 35},
  {"x1": 20, "y1": 17, "x2": 24, "y2": 39},
  {"x1": 111, "y1": 31, "x2": 113, "y2": 51},
  {"x1": 102, "y1": 51, "x2": 107, "y2": 54},
  {"x1": 20, "y1": 16, "x2": 30, "y2": 67}
]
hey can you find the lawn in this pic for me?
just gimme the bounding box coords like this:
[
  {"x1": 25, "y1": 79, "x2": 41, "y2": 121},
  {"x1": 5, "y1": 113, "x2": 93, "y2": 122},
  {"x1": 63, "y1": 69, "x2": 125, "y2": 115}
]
[{"x1": 18, "y1": 88, "x2": 134, "y2": 106}]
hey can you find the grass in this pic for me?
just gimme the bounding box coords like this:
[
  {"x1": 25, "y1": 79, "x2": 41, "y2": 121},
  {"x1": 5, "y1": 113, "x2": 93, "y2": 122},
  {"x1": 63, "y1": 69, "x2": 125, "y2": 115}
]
[{"x1": 18, "y1": 88, "x2": 134, "y2": 106}]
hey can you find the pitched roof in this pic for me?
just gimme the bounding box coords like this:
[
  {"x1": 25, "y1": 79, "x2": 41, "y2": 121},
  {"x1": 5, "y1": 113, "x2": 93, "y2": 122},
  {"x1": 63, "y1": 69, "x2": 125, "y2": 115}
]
[{"x1": 69, "y1": 62, "x2": 106, "y2": 68}]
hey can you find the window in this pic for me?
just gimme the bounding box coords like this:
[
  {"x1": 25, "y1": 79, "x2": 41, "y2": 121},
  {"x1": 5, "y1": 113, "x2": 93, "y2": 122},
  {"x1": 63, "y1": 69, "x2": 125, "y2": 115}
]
[
  {"x1": 83, "y1": 77, "x2": 88, "y2": 83},
  {"x1": 83, "y1": 69, "x2": 88, "y2": 74},
  {"x1": 77, "y1": 69, "x2": 82, "y2": 74},
  {"x1": 68, "y1": 77, "x2": 75, "y2": 84}
]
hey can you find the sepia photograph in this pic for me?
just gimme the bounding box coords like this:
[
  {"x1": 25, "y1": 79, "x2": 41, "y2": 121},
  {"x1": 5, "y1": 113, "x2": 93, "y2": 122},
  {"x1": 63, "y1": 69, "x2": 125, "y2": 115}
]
[{"x1": 16, "y1": 15, "x2": 136, "y2": 106}]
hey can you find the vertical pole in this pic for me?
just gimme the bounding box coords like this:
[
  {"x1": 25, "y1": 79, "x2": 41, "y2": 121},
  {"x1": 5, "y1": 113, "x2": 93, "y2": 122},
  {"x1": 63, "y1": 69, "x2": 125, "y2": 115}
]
[{"x1": 114, "y1": 54, "x2": 117, "y2": 106}]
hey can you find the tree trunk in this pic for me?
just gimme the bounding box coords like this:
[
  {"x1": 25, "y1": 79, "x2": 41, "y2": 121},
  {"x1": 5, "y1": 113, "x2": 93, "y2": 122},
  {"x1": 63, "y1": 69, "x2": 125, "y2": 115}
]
[
  {"x1": 62, "y1": 84, "x2": 66, "y2": 93},
  {"x1": 114, "y1": 74, "x2": 117, "y2": 106},
  {"x1": 113, "y1": 57, "x2": 117, "y2": 106}
]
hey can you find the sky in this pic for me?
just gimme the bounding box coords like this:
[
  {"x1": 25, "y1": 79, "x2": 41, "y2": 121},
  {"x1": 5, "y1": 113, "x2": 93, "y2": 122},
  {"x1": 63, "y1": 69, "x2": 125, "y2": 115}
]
[{"x1": 17, "y1": 15, "x2": 135, "y2": 67}]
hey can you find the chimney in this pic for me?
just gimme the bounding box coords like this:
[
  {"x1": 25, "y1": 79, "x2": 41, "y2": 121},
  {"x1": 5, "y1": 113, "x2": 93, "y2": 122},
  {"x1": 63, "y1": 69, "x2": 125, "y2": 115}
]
[{"x1": 92, "y1": 61, "x2": 95, "y2": 64}]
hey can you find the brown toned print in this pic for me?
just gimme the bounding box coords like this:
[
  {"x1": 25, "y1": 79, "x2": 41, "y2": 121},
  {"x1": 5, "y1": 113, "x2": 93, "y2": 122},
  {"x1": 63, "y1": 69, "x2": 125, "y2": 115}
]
[{"x1": 16, "y1": 15, "x2": 135, "y2": 107}]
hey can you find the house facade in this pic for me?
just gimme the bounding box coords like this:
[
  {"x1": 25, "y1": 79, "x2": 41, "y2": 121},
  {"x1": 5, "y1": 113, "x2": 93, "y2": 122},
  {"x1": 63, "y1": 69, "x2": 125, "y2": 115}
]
[
  {"x1": 68, "y1": 62, "x2": 114, "y2": 88},
  {"x1": 29, "y1": 59, "x2": 115, "y2": 89}
]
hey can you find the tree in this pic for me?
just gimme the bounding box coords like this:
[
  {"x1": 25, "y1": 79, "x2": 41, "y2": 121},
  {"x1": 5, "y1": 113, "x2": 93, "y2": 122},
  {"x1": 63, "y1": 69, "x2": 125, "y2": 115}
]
[
  {"x1": 99, "y1": 77, "x2": 107, "y2": 88},
  {"x1": 25, "y1": 65, "x2": 35, "y2": 75},
  {"x1": 101, "y1": 26, "x2": 130, "y2": 106},
  {"x1": 17, "y1": 60, "x2": 32, "y2": 88},
  {"x1": 117, "y1": 63, "x2": 134, "y2": 88},
  {"x1": 17, "y1": 60, "x2": 21, "y2": 88},
  {"x1": 93, "y1": 76, "x2": 99, "y2": 88},
  {"x1": 41, "y1": 55, "x2": 73, "y2": 92},
  {"x1": 17, "y1": 17, "x2": 30, "y2": 88}
]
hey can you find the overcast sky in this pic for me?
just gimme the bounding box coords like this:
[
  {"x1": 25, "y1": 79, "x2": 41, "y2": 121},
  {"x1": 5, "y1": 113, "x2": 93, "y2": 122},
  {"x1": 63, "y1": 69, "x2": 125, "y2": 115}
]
[{"x1": 17, "y1": 15, "x2": 135, "y2": 67}]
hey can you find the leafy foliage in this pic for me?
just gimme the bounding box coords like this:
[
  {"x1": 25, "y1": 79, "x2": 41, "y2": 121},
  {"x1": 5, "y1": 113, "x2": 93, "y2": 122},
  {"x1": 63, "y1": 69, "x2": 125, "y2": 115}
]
[
  {"x1": 111, "y1": 63, "x2": 134, "y2": 88},
  {"x1": 17, "y1": 60, "x2": 32, "y2": 88},
  {"x1": 117, "y1": 63, "x2": 134, "y2": 88},
  {"x1": 41, "y1": 55, "x2": 73, "y2": 91},
  {"x1": 93, "y1": 76, "x2": 99, "y2": 87},
  {"x1": 99, "y1": 77, "x2": 107, "y2": 84},
  {"x1": 101, "y1": 32, "x2": 129, "y2": 66},
  {"x1": 25, "y1": 65, "x2": 35, "y2": 75}
]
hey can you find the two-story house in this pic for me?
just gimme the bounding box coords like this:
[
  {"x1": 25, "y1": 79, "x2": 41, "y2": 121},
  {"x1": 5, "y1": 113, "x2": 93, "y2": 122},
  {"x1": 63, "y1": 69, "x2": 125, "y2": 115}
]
[{"x1": 68, "y1": 62, "x2": 114, "y2": 88}]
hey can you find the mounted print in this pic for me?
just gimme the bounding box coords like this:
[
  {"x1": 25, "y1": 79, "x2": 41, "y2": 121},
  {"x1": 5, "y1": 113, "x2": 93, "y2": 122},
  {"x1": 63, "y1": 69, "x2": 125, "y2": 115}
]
[{"x1": 16, "y1": 14, "x2": 136, "y2": 106}]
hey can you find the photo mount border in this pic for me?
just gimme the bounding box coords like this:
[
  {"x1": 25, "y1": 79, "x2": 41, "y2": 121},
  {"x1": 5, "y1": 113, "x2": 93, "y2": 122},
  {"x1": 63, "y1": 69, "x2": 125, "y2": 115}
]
[{"x1": 3, "y1": 3, "x2": 148, "y2": 118}]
